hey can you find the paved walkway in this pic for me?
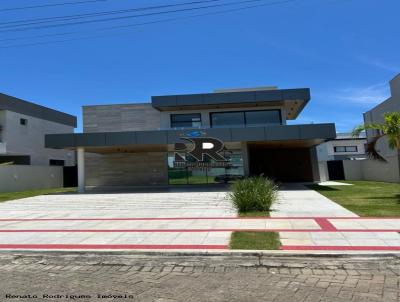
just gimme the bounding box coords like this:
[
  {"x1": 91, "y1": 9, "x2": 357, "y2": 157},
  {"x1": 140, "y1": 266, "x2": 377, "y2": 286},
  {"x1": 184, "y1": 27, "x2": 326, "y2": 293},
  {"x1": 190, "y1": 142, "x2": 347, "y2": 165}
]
[
  {"x1": 0, "y1": 185, "x2": 399, "y2": 251},
  {"x1": 0, "y1": 252, "x2": 399, "y2": 302},
  {"x1": 272, "y1": 183, "x2": 400, "y2": 251}
]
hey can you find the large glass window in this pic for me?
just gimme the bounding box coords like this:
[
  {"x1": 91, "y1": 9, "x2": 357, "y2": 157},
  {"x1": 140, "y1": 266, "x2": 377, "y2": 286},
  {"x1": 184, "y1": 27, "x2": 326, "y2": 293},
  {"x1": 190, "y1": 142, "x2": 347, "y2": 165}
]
[
  {"x1": 245, "y1": 110, "x2": 281, "y2": 126},
  {"x1": 210, "y1": 112, "x2": 245, "y2": 128},
  {"x1": 210, "y1": 110, "x2": 281, "y2": 128},
  {"x1": 170, "y1": 113, "x2": 201, "y2": 129},
  {"x1": 167, "y1": 150, "x2": 244, "y2": 185}
]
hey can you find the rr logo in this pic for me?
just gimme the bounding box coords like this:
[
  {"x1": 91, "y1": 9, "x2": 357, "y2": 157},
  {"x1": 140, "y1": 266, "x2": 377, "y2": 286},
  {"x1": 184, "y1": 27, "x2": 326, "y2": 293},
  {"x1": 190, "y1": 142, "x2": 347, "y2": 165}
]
[{"x1": 174, "y1": 137, "x2": 227, "y2": 162}]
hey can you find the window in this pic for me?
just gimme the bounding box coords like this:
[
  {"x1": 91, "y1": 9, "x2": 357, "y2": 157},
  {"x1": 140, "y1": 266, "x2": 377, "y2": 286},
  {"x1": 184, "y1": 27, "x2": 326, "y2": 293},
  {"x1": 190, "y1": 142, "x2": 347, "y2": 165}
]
[
  {"x1": 245, "y1": 110, "x2": 281, "y2": 126},
  {"x1": 170, "y1": 113, "x2": 201, "y2": 128},
  {"x1": 210, "y1": 112, "x2": 244, "y2": 128},
  {"x1": 49, "y1": 159, "x2": 65, "y2": 166},
  {"x1": 210, "y1": 110, "x2": 281, "y2": 128},
  {"x1": 20, "y1": 118, "x2": 27, "y2": 126},
  {"x1": 334, "y1": 146, "x2": 358, "y2": 153}
]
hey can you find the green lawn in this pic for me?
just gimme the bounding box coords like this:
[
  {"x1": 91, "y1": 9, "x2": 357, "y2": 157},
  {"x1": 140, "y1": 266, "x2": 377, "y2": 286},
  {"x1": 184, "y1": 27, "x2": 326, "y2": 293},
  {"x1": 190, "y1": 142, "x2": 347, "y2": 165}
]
[
  {"x1": 231, "y1": 211, "x2": 281, "y2": 250},
  {"x1": 238, "y1": 211, "x2": 270, "y2": 217},
  {"x1": 308, "y1": 181, "x2": 400, "y2": 216},
  {"x1": 0, "y1": 187, "x2": 76, "y2": 203},
  {"x1": 230, "y1": 232, "x2": 281, "y2": 250}
]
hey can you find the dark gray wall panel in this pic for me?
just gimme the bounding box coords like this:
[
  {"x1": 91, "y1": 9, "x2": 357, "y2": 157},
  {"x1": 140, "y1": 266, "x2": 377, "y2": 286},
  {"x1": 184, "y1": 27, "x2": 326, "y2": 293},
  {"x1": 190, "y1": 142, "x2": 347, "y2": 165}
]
[
  {"x1": 75, "y1": 133, "x2": 106, "y2": 147},
  {"x1": 176, "y1": 94, "x2": 204, "y2": 106},
  {"x1": 151, "y1": 95, "x2": 177, "y2": 107},
  {"x1": 202, "y1": 93, "x2": 229, "y2": 104},
  {"x1": 167, "y1": 131, "x2": 184, "y2": 144},
  {"x1": 136, "y1": 131, "x2": 168, "y2": 144},
  {"x1": 203, "y1": 128, "x2": 232, "y2": 141},
  {"x1": 299, "y1": 123, "x2": 336, "y2": 140},
  {"x1": 105, "y1": 132, "x2": 137, "y2": 146},
  {"x1": 231, "y1": 127, "x2": 265, "y2": 141},
  {"x1": 45, "y1": 134, "x2": 75, "y2": 148},
  {"x1": 152, "y1": 88, "x2": 311, "y2": 111},
  {"x1": 282, "y1": 89, "x2": 311, "y2": 100},
  {"x1": 255, "y1": 90, "x2": 283, "y2": 101},
  {"x1": 227, "y1": 92, "x2": 255, "y2": 103},
  {"x1": 46, "y1": 124, "x2": 336, "y2": 148},
  {"x1": 266, "y1": 125, "x2": 301, "y2": 140}
]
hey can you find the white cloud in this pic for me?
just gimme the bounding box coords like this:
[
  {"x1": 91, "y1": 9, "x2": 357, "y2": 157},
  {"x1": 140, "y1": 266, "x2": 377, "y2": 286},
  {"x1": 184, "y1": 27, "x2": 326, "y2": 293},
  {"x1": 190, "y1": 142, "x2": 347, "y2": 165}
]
[
  {"x1": 355, "y1": 55, "x2": 400, "y2": 73},
  {"x1": 314, "y1": 82, "x2": 390, "y2": 105},
  {"x1": 334, "y1": 82, "x2": 390, "y2": 105}
]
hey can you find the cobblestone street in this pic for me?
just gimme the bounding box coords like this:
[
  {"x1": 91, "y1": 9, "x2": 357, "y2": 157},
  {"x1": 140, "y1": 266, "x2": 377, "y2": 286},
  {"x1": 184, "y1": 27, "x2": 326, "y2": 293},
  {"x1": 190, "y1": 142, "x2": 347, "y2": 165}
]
[{"x1": 0, "y1": 252, "x2": 399, "y2": 302}]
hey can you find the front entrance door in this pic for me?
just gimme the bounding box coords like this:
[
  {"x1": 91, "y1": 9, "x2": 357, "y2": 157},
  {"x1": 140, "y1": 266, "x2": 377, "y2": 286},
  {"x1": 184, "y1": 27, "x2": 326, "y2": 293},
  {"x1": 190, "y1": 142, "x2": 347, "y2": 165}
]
[{"x1": 327, "y1": 160, "x2": 345, "y2": 180}]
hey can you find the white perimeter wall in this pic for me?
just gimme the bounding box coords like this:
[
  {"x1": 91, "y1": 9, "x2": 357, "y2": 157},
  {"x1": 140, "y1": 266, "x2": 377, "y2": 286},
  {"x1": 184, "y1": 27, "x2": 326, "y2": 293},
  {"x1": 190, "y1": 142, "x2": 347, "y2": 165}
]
[
  {"x1": 0, "y1": 165, "x2": 63, "y2": 193},
  {"x1": 343, "y1": 155, "x2": 400, "y2": 183}
]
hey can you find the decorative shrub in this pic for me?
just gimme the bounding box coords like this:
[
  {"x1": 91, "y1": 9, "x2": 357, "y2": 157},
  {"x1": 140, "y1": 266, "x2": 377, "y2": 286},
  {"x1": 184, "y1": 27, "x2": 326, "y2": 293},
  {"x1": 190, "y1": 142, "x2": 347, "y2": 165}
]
[{"x1": 229, "y1": 176, "x2": 278, "y2": 213}]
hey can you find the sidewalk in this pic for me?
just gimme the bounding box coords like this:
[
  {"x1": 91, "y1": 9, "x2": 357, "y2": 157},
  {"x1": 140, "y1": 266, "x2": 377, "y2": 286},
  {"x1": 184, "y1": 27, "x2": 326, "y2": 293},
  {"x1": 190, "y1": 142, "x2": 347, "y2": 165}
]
[
  {"x1": 272, "y1": 183, "x2": 400, "y2": 251},
  {"x1": 0, "y1": 217, "x2": 400, "y2": 250}
]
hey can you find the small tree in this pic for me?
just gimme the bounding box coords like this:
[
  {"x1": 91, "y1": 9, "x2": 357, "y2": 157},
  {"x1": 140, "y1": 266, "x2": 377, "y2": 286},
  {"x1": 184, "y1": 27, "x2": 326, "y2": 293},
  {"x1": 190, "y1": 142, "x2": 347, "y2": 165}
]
[{"x1": 352, "y1": 112, "x2": 400, "y2": 161}]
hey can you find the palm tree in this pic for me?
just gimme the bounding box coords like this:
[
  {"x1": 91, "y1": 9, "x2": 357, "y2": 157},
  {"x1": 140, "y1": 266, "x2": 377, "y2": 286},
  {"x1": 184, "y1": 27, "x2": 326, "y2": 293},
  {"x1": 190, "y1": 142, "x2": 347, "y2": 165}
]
[{"x1": 352, "y1": 111, "x2": 400, "y2": 162}]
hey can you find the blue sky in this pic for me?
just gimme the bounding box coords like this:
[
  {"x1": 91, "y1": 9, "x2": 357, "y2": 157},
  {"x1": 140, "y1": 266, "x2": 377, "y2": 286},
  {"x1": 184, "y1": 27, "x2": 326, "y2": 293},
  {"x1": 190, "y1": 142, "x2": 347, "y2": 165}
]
[{"x1": 0, "y1": 0, "x2": 398, "y2": 132}]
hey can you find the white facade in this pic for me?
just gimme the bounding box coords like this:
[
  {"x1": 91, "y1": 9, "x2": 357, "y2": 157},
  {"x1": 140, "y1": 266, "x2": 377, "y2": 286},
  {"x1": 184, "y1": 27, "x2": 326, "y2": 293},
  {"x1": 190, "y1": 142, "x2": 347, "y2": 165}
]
[
  {"x1": 317, "y1": 134, "x2": 366, "y2": 162},
  {"x1": 0, "y1": 107, "x2": 76, "y2": 166}
]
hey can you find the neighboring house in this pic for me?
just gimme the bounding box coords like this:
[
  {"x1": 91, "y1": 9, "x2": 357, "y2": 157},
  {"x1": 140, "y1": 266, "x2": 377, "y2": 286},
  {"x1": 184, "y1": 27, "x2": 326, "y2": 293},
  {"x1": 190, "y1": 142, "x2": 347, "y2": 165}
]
[
  {"x1": 359, "y1": 74, "x2": 400, "y2": 182},
  {"x1": 317, "y1": 133, "x2": 366, "y2": 181},
  {"x1": 0, "y1": 93, "x2": 77, "y2": 166},
  {"x1": 46, "y1": 86, "x2": 336, "y2": 192},
  {"x1": 317, "y1": 133, "x2": 366, "y2": 162}
]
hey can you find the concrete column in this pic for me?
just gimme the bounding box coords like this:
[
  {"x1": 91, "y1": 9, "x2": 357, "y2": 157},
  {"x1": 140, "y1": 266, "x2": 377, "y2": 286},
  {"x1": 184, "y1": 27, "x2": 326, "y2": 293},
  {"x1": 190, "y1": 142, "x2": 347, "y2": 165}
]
[
  {"x1": 77, "y1": 147, "x2": 85, "y2": 193},
  {"x1": 241, "y1": 142, "x2": 250, "y2": 177}
]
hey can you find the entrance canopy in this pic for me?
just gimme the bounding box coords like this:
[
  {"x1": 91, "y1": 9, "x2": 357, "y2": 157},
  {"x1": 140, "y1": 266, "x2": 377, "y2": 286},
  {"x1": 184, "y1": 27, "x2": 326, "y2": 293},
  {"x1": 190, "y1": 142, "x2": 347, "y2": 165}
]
[{"x1": 45, "y1": 123, "x2": 336, "y2": 151}]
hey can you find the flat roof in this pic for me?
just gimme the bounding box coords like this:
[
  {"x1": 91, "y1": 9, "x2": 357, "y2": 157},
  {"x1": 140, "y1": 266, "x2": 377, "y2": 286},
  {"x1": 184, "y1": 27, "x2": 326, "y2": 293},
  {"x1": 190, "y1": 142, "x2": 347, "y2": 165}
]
[
  {"x1": 0, "y1": 93, "x2": 77, "y2": 127},
  {"x1": 151, "y1": 88, "x2": 310, "y2": 120},
  {"x1": 45, "y1": 123, "x2": 336, "y2": 149}
]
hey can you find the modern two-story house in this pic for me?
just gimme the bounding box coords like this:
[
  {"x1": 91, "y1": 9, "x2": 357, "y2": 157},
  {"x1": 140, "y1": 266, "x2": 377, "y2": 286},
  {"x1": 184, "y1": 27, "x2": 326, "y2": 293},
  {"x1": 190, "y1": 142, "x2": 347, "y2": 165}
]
[
  {"x1": 45, "y1": 86, "x2": 336, "y2": 192},
  {"x1": 0, "y1": 93, "x2": 76, "y2": 166}
]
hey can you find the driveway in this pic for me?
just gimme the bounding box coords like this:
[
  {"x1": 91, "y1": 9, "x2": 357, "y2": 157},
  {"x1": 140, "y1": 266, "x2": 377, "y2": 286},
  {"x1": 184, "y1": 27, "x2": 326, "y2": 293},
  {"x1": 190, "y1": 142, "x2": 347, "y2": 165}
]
[
  {"x1": 0, "y1": 185, "x2": 399, "y2": 251},
  {"x1": 0, "y1": 189, "x2": 236, "y2": 249}
]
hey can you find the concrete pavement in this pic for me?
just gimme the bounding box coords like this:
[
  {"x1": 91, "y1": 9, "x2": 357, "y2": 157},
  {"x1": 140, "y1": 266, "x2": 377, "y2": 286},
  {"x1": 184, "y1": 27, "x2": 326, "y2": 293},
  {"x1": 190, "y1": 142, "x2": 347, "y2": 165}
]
[{"x1": 0, "y1": 184, "x2": 399, "y2": 251}]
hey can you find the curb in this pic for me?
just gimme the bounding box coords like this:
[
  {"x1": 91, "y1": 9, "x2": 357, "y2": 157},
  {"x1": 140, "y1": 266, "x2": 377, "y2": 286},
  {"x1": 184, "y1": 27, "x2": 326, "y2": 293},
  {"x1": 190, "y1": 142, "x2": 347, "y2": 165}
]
[{"x1": 1, "y1": 249, "x2": 400, "y2": 258}]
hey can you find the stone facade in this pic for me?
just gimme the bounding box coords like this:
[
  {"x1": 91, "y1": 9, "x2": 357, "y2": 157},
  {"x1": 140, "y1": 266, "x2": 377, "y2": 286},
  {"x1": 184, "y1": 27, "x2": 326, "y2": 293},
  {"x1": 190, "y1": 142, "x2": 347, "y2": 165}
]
[
  {"x1": 85, "y1": 152, "x2": 168, "y2": 187},
  {"x1": 83, "y1": 103, "x2": 161, "y2": 133}
]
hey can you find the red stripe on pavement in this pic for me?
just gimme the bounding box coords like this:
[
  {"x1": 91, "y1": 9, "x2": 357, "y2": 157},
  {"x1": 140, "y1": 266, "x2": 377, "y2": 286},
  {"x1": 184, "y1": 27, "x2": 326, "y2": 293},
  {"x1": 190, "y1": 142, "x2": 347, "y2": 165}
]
[
  {"x1": 0, "y1": 217, "x2": 295, "y2": 221},
  {"x1": 281, "y1": 245, "x2": 400, "y2": 251},
  {"x1": 314, "y1": 218, "x2": 337, "y2": 231},
  {"x1": 0, "y1": 244, "x2": 227, "y2": 250},
  {"x1": 0, "y1": 217, "x2": 398, "y2": 221},
  {"x1": 1, "y1": 229, "x2": 400, "y2": 233},
  {"x1": 0, "y1": 229, "x2": 322, "y2": 233}
]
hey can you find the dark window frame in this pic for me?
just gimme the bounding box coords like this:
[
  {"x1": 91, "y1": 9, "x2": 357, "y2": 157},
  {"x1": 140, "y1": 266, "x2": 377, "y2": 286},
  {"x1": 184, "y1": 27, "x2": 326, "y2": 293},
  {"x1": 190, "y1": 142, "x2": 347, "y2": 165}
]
[
  {"x1": 49, "y1": 159, "x2": 65, "y2": 166},
  {"x1": 20, "y1": 118, "x2": 27, "y2": 126},
  {"x1": 170, "y1": 113, "x2": 202, "y2": 129},
  {"x1": 334, "y1": 146, "x2": 358, "y2": 153},
  {"x1": 210, "y1": 109, "x2": 282, "y2": 128}
]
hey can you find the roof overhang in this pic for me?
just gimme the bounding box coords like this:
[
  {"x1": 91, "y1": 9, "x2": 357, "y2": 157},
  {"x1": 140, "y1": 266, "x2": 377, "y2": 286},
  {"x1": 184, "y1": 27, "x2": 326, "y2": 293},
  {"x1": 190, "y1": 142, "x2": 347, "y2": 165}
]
[
  {"x1": 0, "y1": 93, "x2": 77, "y2": 127},
  {"x1": 45, "y1": 123, "x2": 336, "y2": 152},
  {"x1": 151, "y1": 88, "x2": 310, "y2": 120}
]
